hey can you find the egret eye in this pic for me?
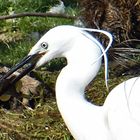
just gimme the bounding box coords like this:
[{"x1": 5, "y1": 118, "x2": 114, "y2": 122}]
[{"x1": 41, "y1": 42, "x2": 48, "y2": 49}]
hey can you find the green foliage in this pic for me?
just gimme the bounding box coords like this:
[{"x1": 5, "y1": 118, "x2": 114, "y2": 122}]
[
  {"x1": 0, "y1": 0, "x2": 11, "y2": 14},
  {"x1": 12, "y1": 0, "x2": 61, "y2": 12},
  {"x1": 0, "y1": 40, "x2": 34, "y2": 65},
  {"x1": 63, "y1": 0, "x2": 78, "y2": 7},
  {"x1": 0, "y1": 0, "x2": 76, "y2": 34},
  {"x1": 0, "y1": 0, "x2": 60, "y2": 13},
  {"x1": 17, "y1": 17, "x2": 74, "y2": 33},
  {"x1": 0, "y1": 0, "x2": 77, "y2": 66}
]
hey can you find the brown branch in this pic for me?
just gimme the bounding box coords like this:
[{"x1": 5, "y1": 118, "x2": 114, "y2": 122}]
[{"x1": 0, "y1": 12, "x2": 76, "y2": 20}]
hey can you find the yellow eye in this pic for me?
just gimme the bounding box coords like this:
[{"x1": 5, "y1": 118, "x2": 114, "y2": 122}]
[{"x1": 41, "y1": 42, "x2": 48, "y2": 49}]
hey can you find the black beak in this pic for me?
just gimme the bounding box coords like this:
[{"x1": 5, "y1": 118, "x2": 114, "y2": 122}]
[{"x1": 0, "y1": 53, "x2": 41, "y2": 96}]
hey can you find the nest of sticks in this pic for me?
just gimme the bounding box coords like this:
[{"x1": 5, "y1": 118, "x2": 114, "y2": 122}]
[
  {"x1": 80, "y1": 0, "x2": 140, "y2": 44},
  {"x1": 80, "y1": 0, "x2": 140, "y2": 71}
]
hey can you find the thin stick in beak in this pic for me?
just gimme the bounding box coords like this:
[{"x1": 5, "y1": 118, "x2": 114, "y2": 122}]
[
  {"x1": 0, "y1": 54, "x2": 36, "y2": 81},
  {"x1": 0, "y1": 51, "x2": 46, "y2": 96},
  {"x1": 11, "y1": 62, "x2": 36, "y2": 85},
  {"x1": 0, "y1": 62, "x2": 36, "y2": 96}
]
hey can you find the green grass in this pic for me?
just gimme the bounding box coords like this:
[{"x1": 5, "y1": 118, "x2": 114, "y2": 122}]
[
  {"x1": 0, "y1": 16, "x2": 75, "y2": 67},
  {"x1": 0, "y1": 39, "x2": 35, "y2": 66}
]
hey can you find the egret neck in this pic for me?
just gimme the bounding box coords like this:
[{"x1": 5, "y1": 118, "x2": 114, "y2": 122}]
[{"x1": 55, "y1": 34, "x2": 111, "y2": 140}]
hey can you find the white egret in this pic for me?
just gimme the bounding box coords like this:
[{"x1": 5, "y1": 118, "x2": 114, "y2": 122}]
[{"x1": 1, "y1": 25, "x2": 140, "y2": 140}]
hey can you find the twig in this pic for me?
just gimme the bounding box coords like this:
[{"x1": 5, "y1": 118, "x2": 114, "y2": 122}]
[{"x1": 0, "y1": 12, "x2": 76, "y2": 20}]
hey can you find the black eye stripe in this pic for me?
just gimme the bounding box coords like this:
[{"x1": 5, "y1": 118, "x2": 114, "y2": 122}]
[{"x1": 41, "y1": 42, "x2": 48, "y2": 49}]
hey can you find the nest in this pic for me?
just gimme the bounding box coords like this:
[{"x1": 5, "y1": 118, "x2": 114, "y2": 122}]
[
  {"x1": 80, "y1": 0, "x2": 140, "y2": 72},
  {"x1": 80, "y1": 0, "x2": 140, "y2": 44},
  {"x1": 0, "y1": 66, "x2": 42, "y2": 109}
]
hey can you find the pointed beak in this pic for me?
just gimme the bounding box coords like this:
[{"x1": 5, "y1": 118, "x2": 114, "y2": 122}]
[{"x1": 0, "y1": 52, "x2": 44, "y2": 96}]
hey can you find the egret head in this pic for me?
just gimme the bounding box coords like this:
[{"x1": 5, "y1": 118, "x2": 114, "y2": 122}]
[
  {"x1": 28, "y1": 25, "x2": 82, "y2": 68},
  {"x1": 0, "y1": 25, "x2": 112, "y2": 94},
  {"x1": 0, "y1": 25, "x2": 86, "y2": 88}
]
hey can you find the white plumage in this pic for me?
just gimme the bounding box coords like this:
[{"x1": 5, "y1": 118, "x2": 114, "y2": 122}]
[{"x1": 10, "y1": 25, "x2": 140, "y2": 140}]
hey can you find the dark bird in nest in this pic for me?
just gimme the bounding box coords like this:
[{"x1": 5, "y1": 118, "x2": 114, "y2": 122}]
[{"x1": 79, "y1": 0, "x2": 140, "y2": 74}]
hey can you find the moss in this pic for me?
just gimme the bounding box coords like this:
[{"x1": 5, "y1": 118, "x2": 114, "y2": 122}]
[{"x1": 0, "y1": 66, "x2": 132, "y2": 139}]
